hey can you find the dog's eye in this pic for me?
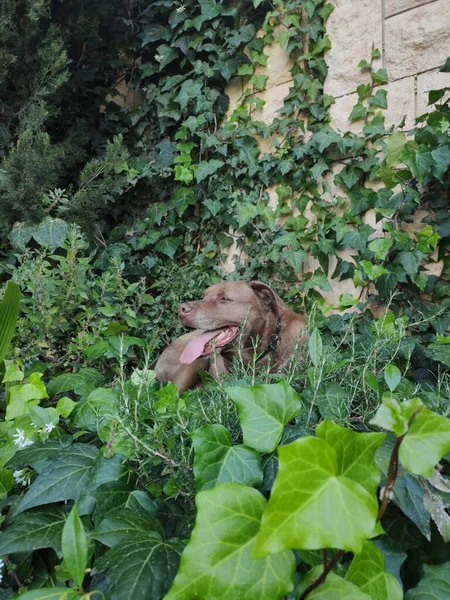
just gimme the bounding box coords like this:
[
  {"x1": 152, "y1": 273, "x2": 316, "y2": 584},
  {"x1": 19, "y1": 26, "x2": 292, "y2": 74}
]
[{"x1": 221, "y1": 297, "x2": 232, "y2": 302}]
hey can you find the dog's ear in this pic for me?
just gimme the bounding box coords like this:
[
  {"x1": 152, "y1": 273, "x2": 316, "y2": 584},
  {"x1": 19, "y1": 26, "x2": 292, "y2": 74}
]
[{"x1": 249, "y1": 281, "x2": 278, "y2": 312}]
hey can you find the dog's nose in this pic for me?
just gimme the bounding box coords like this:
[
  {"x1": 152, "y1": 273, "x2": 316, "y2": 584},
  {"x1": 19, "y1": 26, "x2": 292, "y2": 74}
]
[{"x1": 178, "y1": 303, "x2": 193, "y2": 316}]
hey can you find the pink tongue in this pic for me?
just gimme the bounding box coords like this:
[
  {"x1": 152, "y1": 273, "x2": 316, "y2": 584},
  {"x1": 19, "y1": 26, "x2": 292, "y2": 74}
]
[{"x1": 180, "y1": 329, "x2": 224, "y2": 364}]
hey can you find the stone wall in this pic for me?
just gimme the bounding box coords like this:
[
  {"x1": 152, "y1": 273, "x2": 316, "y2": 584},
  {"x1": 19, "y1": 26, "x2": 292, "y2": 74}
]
[{"x1": 224, "y1": 0, "x2": 450, "y2": 307}]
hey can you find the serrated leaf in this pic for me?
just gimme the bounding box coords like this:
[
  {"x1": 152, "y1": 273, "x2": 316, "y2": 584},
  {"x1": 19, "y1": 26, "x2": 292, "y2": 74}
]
[
  {"x1": 0, "y1": 281, "x2": 20, "y2": 363},
  {"x1": 97, "y1": 533, "x2": 183, "y2": 600},
  {"x1": 297, "y1": 566, "x2": 370, "y2": 599},
  {"x1": 164, "y1": 483, "x2": 295, "y2": 600},
  {"x1": 32, "y1": 216, "x2": 70, "y2": 249},
  {"x1": 405, "y1": 563, "x2": 450, "y2": 599},
  {"x1": 225, "y1": 381, "x2": 302, "y2": 453},
  {"x1": 345, "y1": 541, "x2": 403, "y2": 599},
  {"x1": 62, "y1": 504, "x2": 88, "y2": 587},
  {"x1": 15, "y1": 444, "x2": 99, "y2": 514},
  {"x1": 195, "y1": 159, "x2": 225, "y2": 183},
  {"x1": 253, "y1": 421, "x2": 383, "y2": 556},
  {"x1": 0, "y1": 506, "x2": 66, "y2": 555},
  {"x1": 384, "y1": 364, "x2": 401, "y2": 392},
  {"x1": 192, "y1": 424, "x2": 263, "y2": 492}
]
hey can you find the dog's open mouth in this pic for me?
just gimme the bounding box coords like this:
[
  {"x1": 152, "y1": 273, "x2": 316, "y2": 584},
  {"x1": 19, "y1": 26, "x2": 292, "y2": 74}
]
[{"x1": 180, "y1": 326, "x2": 239, "y2": 365}]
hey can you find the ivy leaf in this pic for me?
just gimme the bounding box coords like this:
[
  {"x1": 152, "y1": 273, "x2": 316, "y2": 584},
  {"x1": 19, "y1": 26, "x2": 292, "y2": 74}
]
[
  {"x1": 423, "y1": 489, "x2": 450, "y2": 542},
  {"x1": 171, "y1": 187, "x2": 195, "y2": 217},
  {"x1": 203, "y1": 198, "x2": 222, "y2": 217},
  {"x1": 141, "y1": 24, "x2": 172, "y2": 45},
  {"x1": 403, "y1": 147, "x2": 434, "y2": 184},
  {"x1": 349, "y1": 102, "x2": 367, "y2": 122},
  {"x1": 250, "y1": 74, "x2": 268, "y2": 91},
  {"x1": 225, "y1": 381, "x2": 302, "y2": 453},
  {"x1": 297, "y1": 568, "x2": 370, "y2": 599},
  {"x1": 360, "y1": 260, "x2": 389, "y2": 280},
  {"x1": 92, "y1": 507, "x2": 164, "y2": 547},
  {"x1": 192, "y1": 424, "x2": 263, "y2": 492},
  {"x1": 0, "y1": 468, "x2": 13, "y2": 497},
  {"x1": 15, "y1": 444, "x2": 99, "y2": 514},
  {"x1": 310, "y1": 129, "x2": 341, "y2": 152},
  {"x1": 253, "y1": 421, "x2": 383, "y2": 556},
  {"x1": 155, "y1": 237, "x2": 182, "y2": 259},
  {"x1": 345, "y1": 541, "x2": 403, "y2": 599},
  {"x1": 155, "y1": 45, "x2": 178, "y2": 70},
  {"x1": 15, "y1": 589, "x2": 79, "y2": 600},
  {"x1": 384, "y1": 364, "x2": 401, "y2": 392},
  {"x1": 385, "y1": 131, "x2": 407, "y2": 167},
  {"x1": 285, "y1": 249, "x2": 306, "y2": 273},
  {"x1": 431, "y1": 145, "x2": 450, "y2": 181},
  {"x1": 97, "y1": 533, "x2": 184, "y2": 600},
  {"x1": 32, "y1": 216, "x2": 70, "y2": 249},
  {"x1": 405, "y1": 563, "x2": 450, "y2": 599},
  {"x1": 0, "y1": 506, "x2": 66, "y2": 555},
  {"x1": 195, "y1": 159, "x2": 225, "y2": 183},
  {"x1": 70, "y1": 387, "x2": 118, "y2": 432},
  {"x1": 396, "y1": 250, "x2": 425, "y2": 278},
  {"x1": 368, "y1": 237, "x2": 394, "y2": 261},
  {"x1": 164, "y1": 483, "x2": 295, "y2": 600},
  {"x1": 62, "y1": 504, "x2": 88, "y2": 587},
  {"x1": 368, "y1": 89, "x2": 388, "y2": 108}
]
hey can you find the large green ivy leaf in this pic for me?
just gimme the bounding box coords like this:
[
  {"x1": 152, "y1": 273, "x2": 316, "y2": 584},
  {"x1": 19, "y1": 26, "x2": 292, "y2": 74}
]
[
  {"x1": 7, "y1": 437, "x2": 73, "y2": 472},
  {"x1": 385, "y1": 131, "x2": 407, "y2": 167},
  {"x1": 192, "y1": 424, "x2": 263, "y2": 491},
  {"x1": 296, "y1": 567, "x2": 370, "y2": 599},
  {"x1": 195, "y1": 159, "x2": 225, "y2": 183},
  {"x1": 92, "y1": 507, "x2": 165, "y2": 547},
  {"x1": 396, "y1": 250, "x2": 425, "y2": 279},
  {"x1": 345, "y1": 541, "x2": 403, "y2": 599},
  {"x1": 253, "y1": 423, "x2": 382, "y2": 556},
  {"x1": 225, "y1": 381, "x2": 302, "y2": 453},
  {"x1": 97, "y1": 533, "x2": 183, "y2": 600},
  {"x1": 15, "y1": 444, "x2": 99, "y2": 514},
  {"x1": 70, "y1": 387, "x2": 118, "y2": 432},
  {"x1": 403, "y1": 147, "x2": 434, "y2": 184},
  {"x1": 15, "y1": 589, "x2": 80, "y2": 600},
  {"x1": 32, "y1": 216, "x2": 70, "y2": 249},
  {"x1": 155, "y1": 237, "x2": 182, "y2": 259},
  {"x1": 0, "y1": 281, "x2": 20, "y2": 363},
  {"x1": 371, "y1": 397, "x2": 450, "y2": 476},
  {"x1": 164, "y1": 483, "x2": 295, "y2": 600},
  {"x1": 0, "y1": 506, "x2": 66, "y2": 555},
  {"x1": 405, "y1": 562, "x2": 450, "y2": 599}
]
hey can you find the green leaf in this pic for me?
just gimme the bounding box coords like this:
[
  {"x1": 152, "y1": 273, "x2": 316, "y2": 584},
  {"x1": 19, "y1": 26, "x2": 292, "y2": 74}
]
[
  {"x1": 385, "y1": 131, "x2": 407, "y2": 167},
  {"x1": 155, "y1": 237, "x2": 182, "y2": 259},
  {"x1": 164, "y1": 483, "x2": 295, "y2": 600},
  {"x1": 192, "y1": 424, "x2": 263, "y2": 491},
  {"x1": 370, "y1": 395, "x2": 420, "y2": 437},
  {"x1": 15, "y1": 589, "x2": 79, "y2": 600},
  {"x1": 368, "y1": 237, "x2": 394, "y2": 261},
  {"x1": 92, "y1": 507, "x2": 164, "y2": 547},
  {"x1": 297, "y1": 567, "x2": 370, "y2": 599},
  {"x1": 253, "y1": 421, "x2": 383, "y2": 556},
  {"x1": 368, "y1": 89, "x2": 388, "y2": 108},
  {"x1": 141, "y1": 24, "x2": 172, "y2": 45},
  {"x1": 62, "y1": 504, "x2": 88, "y2": 587},
  {"x1": 195, "y1": 159, "x2": 225, "y2": 183},
  {"x1": 349, "y1": 102, "x2": 368, "y2": 122},
  {"x1": 360, "y1": 260, "x2": 389, "y2": 280},
  {"x1": 285, "y1": 250, "x2": 306, "y2": 273},
  {"x1": 384, "y1": 364, "x2": 401, "y2": 392},
  {"x1": 0, "y1": 506, "x2": 66, "y2": 555},
  {"x1": 440, "y1": 57, "x2": 450, "y2": 72},
  {"x1": 345, "y1": 541, "x2": 403, "y2": 599},
  {"x1": 423, "y1": 488, "x2": 450, "y2": 542},
  {"x1": 405, "y1": 563, "x2": 450, "y2": 599},
  {"x1": 250, "y1": 74, "x2": 268, "y2": 91},
  {"x1": 225, "y1": 381, "x2": 302, "y2": 453},
  {"x1": 308, "y1": 328, "x2": 323, "y2": 367},
  {"x1": 0, "y1": 468, "x2": 14, "y2": 497},
  {"x1": 400, "y1": 401, "x2": 450, "y2": 476},
  {"x1": 70, "y1": 387, "x2": 117, "y2": 432},
  {"x1": 0, "y1": 281, "x2": 20, "y2": 363},
  {"x1": 15, "y1": 444, "x2": 98, "y2": 513},
  {"x1": 97, "y1": 533, "x2": 184, "y2": 600},
  {"x1": 32, "y1": 216, "x2": 70, "y2": 249},
  {"x1": 403, "y1": 148, "x2": 434, "y2": 184},
  {"x1": 431, "y1": 145, "x2": 450, "y2": 180},
  {"x1": 9, "y1": 222, "x2": 36, "y2": 249},
  {"x1": 396, "y1": 250, "x2": 425, "y2": 278},
  {"x1": 56, "y1": 396, "x2": 77, "y2": 418},
  {"x1": 372, "y1": 68, "x2": 388, "y2": 84},
  {"x1": 154, "y1": 44, "x2": 178, "y2": 70},
  {"x1": 316, "y1": 382, "x2": 350, "y2": 421}
]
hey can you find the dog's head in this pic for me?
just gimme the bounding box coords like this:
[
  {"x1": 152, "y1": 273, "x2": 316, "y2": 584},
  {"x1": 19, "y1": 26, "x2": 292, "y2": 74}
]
[{"x1": 177, "y1": 281, "x2": 281, "y2": 364}]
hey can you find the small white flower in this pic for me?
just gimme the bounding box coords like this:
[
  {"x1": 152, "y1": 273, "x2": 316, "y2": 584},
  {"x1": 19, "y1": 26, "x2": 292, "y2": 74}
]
[
  {"x1": 154, "y1": 54, "x2": 164, "y2": 63},
  {"x1": 0, "y1": 558, "x2": 4, "y2": 569},
  {"x1": 43, "y1": 422, "x2": 56, "y2": 434},
  {"x1": 176, "y1": 4, "x2": 186, "y2": 13},
  {"x1": 13, "y1": 470, "x2": 28, "y2": 487},
  {"x1": 12, "y1": 429, "x2": 34, "y2": 449}
]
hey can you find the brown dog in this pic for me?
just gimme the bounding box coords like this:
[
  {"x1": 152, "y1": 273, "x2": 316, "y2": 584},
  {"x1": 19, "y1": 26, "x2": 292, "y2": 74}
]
[{"x1": 155, "y1": 281, "x2": 306, "y2": 394}]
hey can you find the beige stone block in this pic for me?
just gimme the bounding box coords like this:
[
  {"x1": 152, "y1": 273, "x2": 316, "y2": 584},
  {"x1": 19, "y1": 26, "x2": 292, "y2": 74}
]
[
  {"x1": 249, "y1": 81, "x2": 293, "y2": 125},
  {"x1": 385, "y1": 0, "x2": 450, "y2": 80},
  {"x1": 252, "y1": 27, "x2": 295, "y2": 89},
  {"x1": 324, "y1": 0, "x2": 383, "y2": 98},
  {"x1": 385, "y1": 0, "x2": 431, "y2": 18},
  {"x1": 225, "y1": 77, "x2": 243, "y2": 117},
  {"x1": 330, "y1": 77, "x2": 415, "y2": 133},
  {"x1": 416, "y1": 69, "x2": 450, "y2": 116}
]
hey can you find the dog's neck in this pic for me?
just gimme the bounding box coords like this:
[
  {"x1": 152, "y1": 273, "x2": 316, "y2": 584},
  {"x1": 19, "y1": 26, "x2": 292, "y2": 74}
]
[{"x1": 255, "y1": 316, "x2": 282, "y2": 362}]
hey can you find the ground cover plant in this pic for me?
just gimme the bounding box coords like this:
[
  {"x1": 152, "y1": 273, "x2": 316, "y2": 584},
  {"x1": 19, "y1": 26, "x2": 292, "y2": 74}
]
[{"x1": 1, "y1": 0, "x2": 450, "y2": 598}]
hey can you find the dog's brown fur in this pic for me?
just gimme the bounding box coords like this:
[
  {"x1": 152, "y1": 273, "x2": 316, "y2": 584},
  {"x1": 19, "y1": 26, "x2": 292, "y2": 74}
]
[{"x1": 155, "y1": 280, "x2": 306, "y2": 394}]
